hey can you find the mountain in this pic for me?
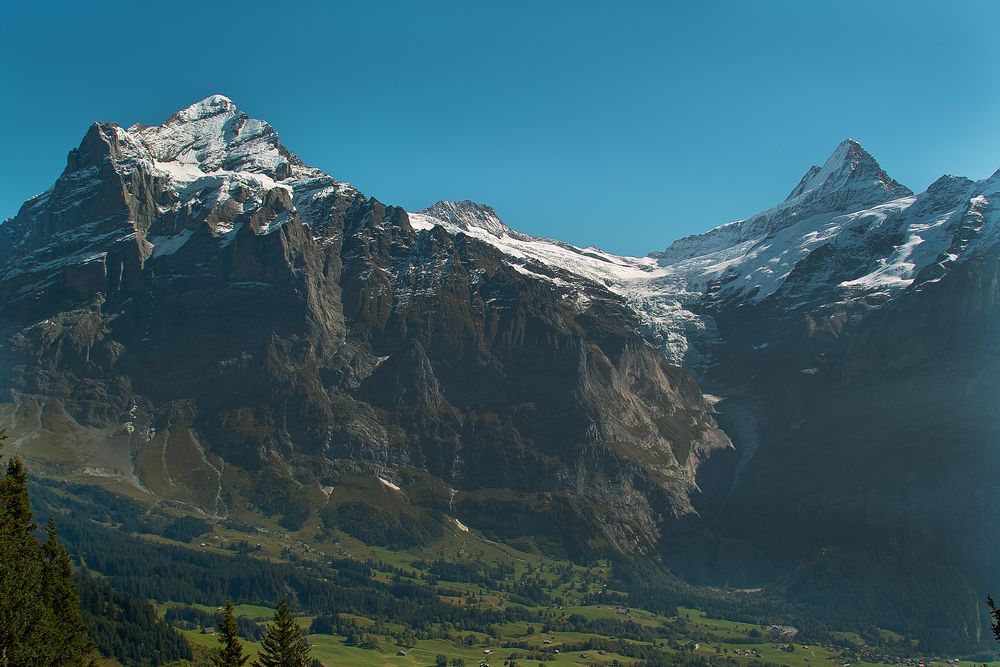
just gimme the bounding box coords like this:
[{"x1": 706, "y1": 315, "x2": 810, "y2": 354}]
[
  {"x1": 3, "y1": 96, "x2": 1000, "y2": 648},
  {"x1": 0, "y1": 95, "x2": 729, "y2": 559},
  {"x1": 383, "y1": 136, "x2": 1000, "y2": 644},
  {"x1": 656, "y1": 152, "x2": 1000, "y2": 606}
]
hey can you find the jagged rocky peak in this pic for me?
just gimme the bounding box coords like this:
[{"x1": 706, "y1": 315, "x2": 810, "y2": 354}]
[
  {"x1": 649, "y1": 139, "x2": 920, "y2": 301},
  {"x1": 128, "y1": 94, "x2": 299, "y2": 180},
  {"x1": 419, "y1": 200, "x2": 513, "y2": 237},
  {"x1": 167, "y1": 93, "x2": 238, "y2": 122},
  {"x1": 716, "y1": 139, "x2": 911, "y2": 243},
  {"x1": 785, "y1": 138, "x2": 912, "y2": 204},
  {"x1": 0, "y1": 95, "x2": 345, "y2": 306},
  {"x1": 659, "y1": 139, "x2": 915, "y2": 263}
]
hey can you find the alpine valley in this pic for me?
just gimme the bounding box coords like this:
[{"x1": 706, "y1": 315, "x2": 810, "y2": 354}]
[{"x1": 2, "y1": 96, "x2": 999, "y2": 664}]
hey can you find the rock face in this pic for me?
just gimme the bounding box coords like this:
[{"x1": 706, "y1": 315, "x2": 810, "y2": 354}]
[
  {"x1": 636, "y1": 143, "x2": 1000, "y2": 648},
  {"x1": 0, "y1": 96, "x2": 729, "y2": 556},
  {"x1": 677, "y1": 172, "x2": 1000, "y2": 592},
  {"x1": 5, "y1": 96, "x2": 1000, "y2": 643},
  {"x1": 385, "y1": 136, "x2": 1000, "y2": 644}
]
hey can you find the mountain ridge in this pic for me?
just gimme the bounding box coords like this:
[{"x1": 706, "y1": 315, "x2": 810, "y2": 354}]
[
  {"x1": 3, "y1": 97, "x2": 1000, "y2": 646},
  {"x1": 0, "y1": 95, "x2": 732, "y2": 561}
]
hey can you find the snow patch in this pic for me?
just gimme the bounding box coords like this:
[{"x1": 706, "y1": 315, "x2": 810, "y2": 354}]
[
  {"x1": 149, "y1": 229, "x2": 195, "y2": 257},
  {"x1": 378, "y1": 477, "x2": 402, "y2": 493}
]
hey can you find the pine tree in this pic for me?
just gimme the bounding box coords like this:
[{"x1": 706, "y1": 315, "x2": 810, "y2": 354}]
[
  {"x1": 0, "y1": 439, "x2": 48, "y2": 664},
  {"x1": 212, "y1": 599, "x2": 250, "y2": 667},
  {"x1": 988, "y1": 595, "x2": 1000, "y2": 642},
  {"x1": 41, "y1": 515, "x2": 91, "y2": 664},
  {"x1": 0, "y1": 431, "x2": 92, "y2": 665},
  {"x1": 254, "y1": 599, "x2": 311, "y2": 667}
]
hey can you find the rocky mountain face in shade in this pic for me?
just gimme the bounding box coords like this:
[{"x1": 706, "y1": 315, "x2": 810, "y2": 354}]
[
  {"x1": 5, "y1": 97, "x2": 1000, "y2": 644},
  {"x1": 386, "y1": 134, "x2": 1000, "y2": 644},
  {"x1": 0, "y1": 96, "x2": 730, "y2": 556},
  {"x1": 638, "y1": 142, "x2": 1000, "y2": 599}
]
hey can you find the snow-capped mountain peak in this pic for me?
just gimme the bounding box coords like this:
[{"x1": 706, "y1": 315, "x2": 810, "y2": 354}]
[
  {"x1": 130, "y1": 94, "x2": 297, "y2": 180},
  {"x1": 416, "y1": 200, "x2": 515, "y2": 238},
  {"x1": 656, "y1": 139, "x2": 913, "y2": 266},
  {"x1": 6, "y1": 97, "x2": 998, "y2": 375},
  {"x1": 783, "y1": 138, "x2": 909, "y2": 206},
  {"x1": 0, "y1": 96, "x2": 357, "y2": 286},
  {"x1": 165, "y1": 94, "x2": 238, "y2": 123},
  {"x1": 112, "y1": 95, "x2": 355, "y2": 233}
]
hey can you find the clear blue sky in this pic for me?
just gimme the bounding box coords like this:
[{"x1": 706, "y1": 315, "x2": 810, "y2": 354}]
[{"x1": 3, "y1": 1, "x2": 1000, "y2": 255}]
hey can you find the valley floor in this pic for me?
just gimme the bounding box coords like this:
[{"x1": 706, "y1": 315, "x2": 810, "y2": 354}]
[{"x1": 161, "y1": 603, "x2": 996, "y2": 667}]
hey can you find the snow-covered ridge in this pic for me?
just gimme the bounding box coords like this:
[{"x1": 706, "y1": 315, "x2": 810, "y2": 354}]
[
  {"x1": 109, "y1": 97, "x2": 358, "y2": 243},
  {"x1": 132, "y1": 95, "x2": 295, "y2": 180},
  {"x1": 785, "y1": 138, "x2": 908, "y2": 204},
  {"x1": 112, "y1": 96, "x2": 355, "y2": 230},
  {"x1": 409, "y1": 201, "x2": 710, "y2": 362},
  {"x1": 408, "y1": 141, "x2": 1000, "y2": 364},
  {"x1": 0, "y1": 96, "x2": 363, "y2": 296},
  {"x1": 7, "y1": 95, "x2": 1000, "y2": 369},
  {"x1": 656, "y1": 140, "x2": 912, "y2": 266},
  {"x1": 418, "y1": 200, "x2": 517, "y2": 238},
  {"x1": 141, "y1": 103, "x2": 992, "y2": 351}
]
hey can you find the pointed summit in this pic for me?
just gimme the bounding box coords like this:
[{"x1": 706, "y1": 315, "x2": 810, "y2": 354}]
[
  {"x1": 166, "y1": 94, "x2": 238, "y2": 124},
  {"x1": 420, "y1": 200, "x2": 513, "y2": 238},
  {"x1": 785, "y1": 138, "x2": 911, "y2": 204},
  {"x1": 132, "y1": 95, "x2": 296, "y2": 179},
  {"x1": 659, "y1": 139, "x2": 916, "y2": 260}
]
